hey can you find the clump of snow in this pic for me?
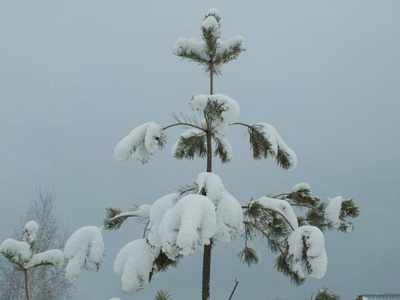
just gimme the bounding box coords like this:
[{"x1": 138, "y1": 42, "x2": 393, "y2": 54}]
[
  {"x1": 215, "y1": 191, "x2": 244, "y2": 242},
  {"x1": 114, "y1": 239, "x2": 156, "y2": 293},
  {"x1": 192, "y1": 94, "x2": 240, "y2": 125},
  {"x1": 202, "y1": 16, "x2": 218, "y2": 31},
  {"x1": 291, "y1": 183, "x2": 311, "y2": 193},
  {"x1": 109, "y1": 172, "x2": 244, "y2": 292},
  {"x1": 191, "y1": 94, "x2": 240, "y2": 161},
  {"x1": 324, "y1": 196, "x2": 352, "y2": 231},
  {"x1": 256, "y1": 197, "x2": 298, "y2": 230},
  {"x1": 23, "y1": 220, "x2": 39, "y2": 244},
  {"x1": 287, "y1": 226, "x2": 327, "y2": 279},
  {"x1": 147, "y1": 193, "x2": 180, "y2": 248},
  {"x1": 114, "y1": 122, "x2": 165, "y2": 163},
  {"x1": 196, "y1": 172, "x2": 243, "y2": 242},
  {"x1": 0, "y1": 239, "x2": 32, "y2": 263},
  {"x1": 171, "y1": 128, "x2": 205, "y2": 159},
  {"x1": 173, "y1": 37, "x2": 209, "y2": 61},
  {"x1": 111, "y1": 204, "x2": 152, "y2": 223},
  {"x1": 196, "y1": 172, "x2": 225, "y2": 205},
  {"x1": 134, "y1": 204, "x2": 151, "y2": 219},
  {"x1": 206, "y1": 7, "x2": 221, "y2": 19},
  {"x1": 25, "y1": 249, "x2": 64, "y2": 268},
  {"x1": 253, "y1": 123, "x2": 297, "y2": 170},
  {"x1": 217, "y1": 36, "x2": 245, "y2": 55},
  {"x1": 64, "y1": 226, "x2": 104, "y2": 281},
  {"x1": 157, "y1": 194, "x2": 216, "y2": 259}
]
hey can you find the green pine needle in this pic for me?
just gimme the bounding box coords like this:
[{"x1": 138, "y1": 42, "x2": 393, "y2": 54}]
[{"x1": 155, "y1": 290, "x2": 172, "y2": 300}]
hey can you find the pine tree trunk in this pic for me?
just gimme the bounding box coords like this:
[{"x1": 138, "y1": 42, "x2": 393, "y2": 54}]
[
  {"x1": 202, "y1": 63, "x2": 214, "y2": 300},
  {"x1": 202, "y1": 244, "x2": 212, "y2": 300},
  {"x1": 202, "y1": 131, "x2": 213, "y2": 300}
]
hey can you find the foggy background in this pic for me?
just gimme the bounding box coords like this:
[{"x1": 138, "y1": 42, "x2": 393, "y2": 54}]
[{"x1": 1, "y1": 1, "x2": 399, "y2": 299}]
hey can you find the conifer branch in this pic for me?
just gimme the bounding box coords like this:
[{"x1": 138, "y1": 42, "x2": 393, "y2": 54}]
[
  {"x1": 103, "y1": 207, "x2": 149, "y2": 231},
  {"x1": 163, "y1": 122, "x2": 205, "y2": 132}
]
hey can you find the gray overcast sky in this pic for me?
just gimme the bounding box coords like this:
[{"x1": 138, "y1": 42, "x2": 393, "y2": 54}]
[{"x1": 1, "y1": 1, "x2": 399, "y2": 299}]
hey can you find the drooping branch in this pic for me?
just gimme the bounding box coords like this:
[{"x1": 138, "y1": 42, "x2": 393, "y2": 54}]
[
  {"x1": 163, "y1": 122, "x2": 205, "y2": 132},
  {"x1": 242, "y1": 205, "x2": 295, "y2": 232}
]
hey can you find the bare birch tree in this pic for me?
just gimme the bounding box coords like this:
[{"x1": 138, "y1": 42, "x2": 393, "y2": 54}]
[{"x1": 0, "y1": 189, "x2": 74, "y2": 300}]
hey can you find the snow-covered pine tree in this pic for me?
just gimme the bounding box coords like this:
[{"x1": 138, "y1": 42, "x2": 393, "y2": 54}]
[
  {"x1": 64, "y1": 8, "x2": 359, "y2": 300},
  {"x1": 0, "y1": 220, "x2": 64, "y2": 300}
]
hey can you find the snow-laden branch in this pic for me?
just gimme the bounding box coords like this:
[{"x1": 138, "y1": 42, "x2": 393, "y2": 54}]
[
  {"x1": 157, "y1": 195, "x2": 216, "y2": 259},
  {"x1": 163, "y1": 122, "x2": 205, "y2": 132},
  {"x1": 1, "y1": 220, "x2": 64, "y2": 272},
  {"x1": 23, "y1": 221, "x2": 38, "y2": 244},
  {"x1": 64, "y1": 226, "x2": 104, "y2": 281},
  {"x1": 24, "y1": 249, "x2": 64, "y2": 269},
  {"x1": 287, "y1": 226, "x2": 327, "y2": 279},
  {"x1": 256, "y1": 197, "x2": 298, "y2": 231},
  {"x1": 325, "y1": 196, "x2": 354, "y2": 232},
  {"x1": 173, "y1": 8, "x2": 245, "y2": 72},
  {"x1": 0, "y1": 239, "x2": 32, "y2": 265},
  {"x1": 114, "y1": 239, "x2": 156, "y2": 293},
  {"x1": 196, "y1": 173, "x2": 244, "y2": 242},
  {"x1": 232, "y1": 122, "x2": 297, "y2": 170},
  {"x1": 190, "y1": 94, "x2": 240, "y2": 162},
  {"x1": 114, "y1": 122, "x2": 166, "y2": 163}
]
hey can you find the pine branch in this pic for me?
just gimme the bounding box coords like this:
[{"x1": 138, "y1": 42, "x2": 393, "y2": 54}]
[
  {"x1": 154, "y1": 290, "x2": 172, "y2": 300},
  {"x1": 173, "y1": 132, "x2": 207, "y2": 160},
  {"x1": 176, "y1": 184, "x2": 198, "y2": 195},
  {"x1": 171, "y1": 112, "x2": 200, "y2": 128},
  {"x1": 275, "y1": 253, "x2": 305, "y2": 286},
  {"x1": 314, "y1": 287, "x2": 341, "y2": 300},
  {"x1": 163, "y1": 121, "x2": 205, "y2": 132},
  {"x1": 103, "y1": 207, "x2": 125, "y2": 231},
  {"x1": 237, "y1": 247, "x2": 260, "y2": 266},
  {"x1": 150, "y1": 251, "x2": 179, "y2": 282},
  {"x1": 213, "y1": 136, "x2": 230, "y2": 163}
]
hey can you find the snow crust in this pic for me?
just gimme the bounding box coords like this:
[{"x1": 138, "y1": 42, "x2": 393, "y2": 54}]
[
  {"x1": 114, "y1": 239, "x2": 156, "y2": 293},
  {"x1": 114, "y1": 122, "x2": 165, "y2": 163},
  {"x1": 253, "y1": 123, "x2": 297, "y2": 170},
  {"x1": 25, "y1": 249, "x2": 64, "y2": 268},
  {"x1": 64, "y1": 226, "x2": 104, "y2": 281},
  {"x1": 256, "y1": 197, "x2": 298, "y2": 230},
  {"x1": 287, "y1": 226, "x2": 327, "y2": 279},
  {"x1": 0, "y1": 238, "x2": 32, "y2": 262},
  {"x1": 23, "y1": 220, "x2": 39, "y2": 244},
  {"x1": 325, "y1": 196, "x2": 350, "y2": 231}
]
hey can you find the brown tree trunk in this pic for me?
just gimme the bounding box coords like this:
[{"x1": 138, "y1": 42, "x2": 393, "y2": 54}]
[
  {"x1": 202, "y1": 63, "x2": 214, "y2": 300},
  {"x1": 202, "y1": 244, "x2": 212, "y2": 300}
]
